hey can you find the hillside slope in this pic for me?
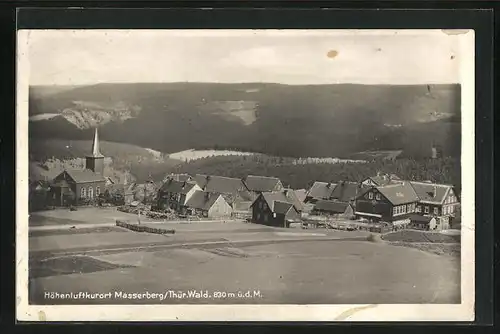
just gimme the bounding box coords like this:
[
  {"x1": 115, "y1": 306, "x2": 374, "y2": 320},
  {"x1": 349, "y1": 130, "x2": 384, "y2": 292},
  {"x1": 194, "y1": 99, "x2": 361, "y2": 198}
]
[{"x1": 29, "y1": 83, "x2": 461, "y2": 158}]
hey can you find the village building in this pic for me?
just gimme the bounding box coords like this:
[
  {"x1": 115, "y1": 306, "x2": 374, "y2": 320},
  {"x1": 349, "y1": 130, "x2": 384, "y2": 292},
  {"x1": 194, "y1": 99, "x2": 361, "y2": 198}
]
[
  {"x1": 250, "y1": 189, "x2": 303, "y2": 227},
  {"x1": 304, "y1": 181, "x2": 337, "y2": 204},
  {"x1": 185, "y1": 191, "x2": 233, "y2": 218},
  {"x1": 361, "y1": 173, "x2": 403, "y2": 187},
  {"x1": 194, "y1": 174, "x2": 253, "y2": 206},
  {"x1": 156, "y1": 179, "x2": 201, "y2": 212},
  {"x1": 409, "y1": 181, "x2": 460, "y2": 229},
  {"x1": 311, "y1": 200, "x2": 355, "y2": 218},
  {"x1": 49, "y1": 128, "x2": 107, "y2": 206},
  {"x1": 329, "y1": 181, "x2": 367, "y2": 204},
  {"x1": 409, "y1": 214, "x2": 438, "y2": 231},
  {"x1": 243, "y1": 175, "x2": 284, "y2": 199},
  {"x1": 354, "y1": 182, "x2": 420, "y2": 228}
]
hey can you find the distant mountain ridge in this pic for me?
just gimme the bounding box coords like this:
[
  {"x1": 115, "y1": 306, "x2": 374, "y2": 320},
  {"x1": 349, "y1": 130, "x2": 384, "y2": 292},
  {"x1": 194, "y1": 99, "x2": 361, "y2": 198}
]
[{"x1": 29, "y1": 82, "x2": 461, "y2": 159}]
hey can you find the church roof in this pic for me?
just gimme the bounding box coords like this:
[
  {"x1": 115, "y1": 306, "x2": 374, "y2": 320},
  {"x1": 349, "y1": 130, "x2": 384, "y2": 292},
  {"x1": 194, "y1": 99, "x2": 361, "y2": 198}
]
[{"x1": 64, "y1": 169, "x2": 106, "y2": 183}]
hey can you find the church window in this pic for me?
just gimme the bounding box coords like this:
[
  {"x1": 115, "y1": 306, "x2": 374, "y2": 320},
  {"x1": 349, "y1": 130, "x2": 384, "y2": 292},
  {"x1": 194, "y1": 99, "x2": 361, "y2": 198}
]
[
  {"x1": 88, "y1": 186, "x2": 94, "y2": 199},
  {"x1": 368, "y1": 192, "x2": 373, "y2": 200},
  {"x1": 81, "y1": 187, "x2": 86, "y2": 198},
  {"x1": 96, "y1": 186, "x2": 101, "y2": 196}
]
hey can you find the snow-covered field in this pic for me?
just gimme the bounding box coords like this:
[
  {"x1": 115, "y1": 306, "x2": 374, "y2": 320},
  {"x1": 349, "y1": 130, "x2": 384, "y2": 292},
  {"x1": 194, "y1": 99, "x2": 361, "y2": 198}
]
[
  {"x1": 168, "y1": 149, "x2": 255, "y2": 162},
  {"x1": 29, "y1": 113, "x2": 60, "y2": 121}
]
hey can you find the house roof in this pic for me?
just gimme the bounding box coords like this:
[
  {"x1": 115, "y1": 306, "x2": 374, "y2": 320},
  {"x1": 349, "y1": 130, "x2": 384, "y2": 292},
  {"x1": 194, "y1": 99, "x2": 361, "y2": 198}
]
[
  {"x1": 410, "y1": 214, "x2": 434, "y2": 223},
  {"x1": 63, "y1": 169, "x2": 106, "y2": 183},
  {"x1": 194, "y1": 174, "x2": 251, "y2": 200},
  {"x1": 306, "y1": 181, "x2": 336, "y2": 200},
  {"x1": 259, "y1": 190, "x2": 302, "y2": 213},
  {"x1": 313, "y1": 200, "x2": 350, "y2": 213},
  {"x1": 409, "y1": 181, "x2": 453, "y2": 204},
  {"x1": 244, "y1": 175, "x2": 282, "y2": 192},
  {"x1": 294, "y1": 189, "x2": 307, "y2": 203},
  {"x1": 330, "y1": 181, "x2": 365, "y2": 202},
  {"x1": 273, "y1": 201, "x2": 294, "y2": 215},
  {"x1": 376, "y1": 182, "x2": 420, "y2": 205},
  {"x1": 160, "y1": 179, "x2": 197, "y2": 194},
  {"x1": 185, "y1": 191, "x2": 222, "y2": 211}
]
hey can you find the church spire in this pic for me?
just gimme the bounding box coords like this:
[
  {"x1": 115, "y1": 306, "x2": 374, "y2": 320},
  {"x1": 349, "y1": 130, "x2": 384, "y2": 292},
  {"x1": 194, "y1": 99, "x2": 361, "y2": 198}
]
[{"x1": 91, "y1": 127, "x2": 104, "y2": 157}]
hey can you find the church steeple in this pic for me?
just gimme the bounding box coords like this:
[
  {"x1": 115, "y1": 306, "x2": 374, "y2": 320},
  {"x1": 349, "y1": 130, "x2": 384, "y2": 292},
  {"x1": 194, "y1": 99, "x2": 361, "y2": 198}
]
[
  {"x1": 86, "y1": 127, "x2": 105, "y2": 174},
  {"x1": 91, "y1": 127, "x2": 104, "y2": 157}
]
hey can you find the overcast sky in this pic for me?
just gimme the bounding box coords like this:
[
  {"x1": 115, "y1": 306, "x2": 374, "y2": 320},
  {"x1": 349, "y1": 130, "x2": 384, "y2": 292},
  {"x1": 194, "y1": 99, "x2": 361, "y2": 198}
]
[{"x1": 26, "y1": 29, "x2": 468, "y2": 86}]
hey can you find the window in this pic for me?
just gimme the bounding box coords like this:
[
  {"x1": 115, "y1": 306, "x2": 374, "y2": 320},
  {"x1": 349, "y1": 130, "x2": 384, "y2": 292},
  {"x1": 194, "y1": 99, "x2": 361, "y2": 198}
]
[
  {"x1": 81, "y1": 187, "x2": 86, "y2": 198},
  {"x1": 407, "y1": 204, "x2": 411, "y2": 212},
  {"x1": 402, "y1": 205, "x2": 406, "y2": 214},
  {"x1": 424, "y1": 206, "x2": 430, "y2": 214},
  {"x1": 257, "y1": 213, "x2": 261, "y2": 220},
  {"x1": 88, "y1": 186, "x2": 93, "y2": 199},
  {"x1": 450, "y1": 205, "x2": 454, "y2": 213},
  {"x1": 264, "y1": 214, "x2": 268, "y2": 222},
  {"x1": 368, "y1": 192, "x2": 373, "y2": 200},
  {"x1": 434, "y1": 207, "x2": 439, "y2": 215},
  {"x1": 392, "y1": 207, "x2": 397, "y2": 216},
  {"x1": 375, "y1": 194, "x2": 381, "y2": 200},
  {"x1": 96, "y1": 186, "x2": 100, "y2": 196},
  {"x1": 416, "y1": 205, "x2": 421, "y2": 213}
]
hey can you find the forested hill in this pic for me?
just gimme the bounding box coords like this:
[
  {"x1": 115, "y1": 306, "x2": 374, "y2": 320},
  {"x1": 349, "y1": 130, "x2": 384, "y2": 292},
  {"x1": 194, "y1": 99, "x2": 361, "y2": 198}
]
[
  {"x1": 171, "y1": 155, "x2": 461, "y2": 191},
  {"x1": 29, "y1": 83, "x2": 461, "y2": 159}
]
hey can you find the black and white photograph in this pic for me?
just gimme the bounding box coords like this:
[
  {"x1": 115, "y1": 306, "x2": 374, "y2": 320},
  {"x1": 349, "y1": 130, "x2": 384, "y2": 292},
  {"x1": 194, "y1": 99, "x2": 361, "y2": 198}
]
[{"x1": 16, "y1": 29, "x2": 475, "y2": 321}]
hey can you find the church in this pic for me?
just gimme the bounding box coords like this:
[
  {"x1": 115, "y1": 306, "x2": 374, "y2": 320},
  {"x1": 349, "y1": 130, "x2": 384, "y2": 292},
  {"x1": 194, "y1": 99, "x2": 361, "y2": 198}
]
[{"x1": 50, "y1": 128, "x2": 107, "y2": 206}]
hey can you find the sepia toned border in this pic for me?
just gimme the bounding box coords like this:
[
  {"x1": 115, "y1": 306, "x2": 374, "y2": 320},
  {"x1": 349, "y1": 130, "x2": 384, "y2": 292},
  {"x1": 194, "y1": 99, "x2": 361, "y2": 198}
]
[{"x1": 16, "y1": 29, "x2": 475, "y2": 322}]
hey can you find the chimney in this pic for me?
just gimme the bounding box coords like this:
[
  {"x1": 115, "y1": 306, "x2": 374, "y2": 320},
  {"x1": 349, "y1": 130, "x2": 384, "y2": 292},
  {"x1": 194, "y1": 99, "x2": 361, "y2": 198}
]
[{"x1": 433, "y1": 185, "x2": 437, "y2": 198}]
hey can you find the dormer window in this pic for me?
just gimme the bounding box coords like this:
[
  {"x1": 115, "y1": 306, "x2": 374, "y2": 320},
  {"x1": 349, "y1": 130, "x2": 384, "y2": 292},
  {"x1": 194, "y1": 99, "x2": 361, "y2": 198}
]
[
  {"x1": 375, "y1": 194, "x2": 381, "y2": 200},
  {"x1": 368, "y1": 192, "x2": 373, "y2": 200}
]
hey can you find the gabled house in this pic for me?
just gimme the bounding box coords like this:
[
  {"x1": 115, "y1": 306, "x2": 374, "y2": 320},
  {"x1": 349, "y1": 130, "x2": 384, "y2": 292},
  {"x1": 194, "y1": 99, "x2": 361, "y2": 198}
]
[
  {"x1": 304, "y1": 181, "x2": 337, "y2": 204},
  {"x1": 243, "y1": 175, "x2": 283, "y2": 199},
  {"x1": 311, "y1": 200, "x2": 355, "y2": 218},
  {"x1": 409, "y1": 181, "x2": 459, "y2": 228},
  {"x1": 361, "y1": 173, "x2": 402, "y2": 187},
  {"x1": 354, "y1": 182, "x2": 420, "y2": 227},
  {"x1": 250, "y1": 190, "x2": 303, "y2": 227},
  {"x1": 49, "y1": 128, "x2": 107, "y2": 206},
  {"x1": 330, "y1": 181, "x2": 367, "y2": 203},
  {"x1": 157, "y1": 179, "x2": 201, "y2": 212},
  {"x1": 194, "y1": 174, "x2": 253, "y2": 205},
  {"x1": 185, "y1": 191, "x2": 232, "y2": 218}
]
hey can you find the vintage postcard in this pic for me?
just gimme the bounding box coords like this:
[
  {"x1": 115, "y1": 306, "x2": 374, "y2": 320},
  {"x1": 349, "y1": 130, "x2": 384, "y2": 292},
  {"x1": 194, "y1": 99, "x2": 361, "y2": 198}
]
[{"x1": 17, "y1": 29, "x2": 475, "y2": 321}]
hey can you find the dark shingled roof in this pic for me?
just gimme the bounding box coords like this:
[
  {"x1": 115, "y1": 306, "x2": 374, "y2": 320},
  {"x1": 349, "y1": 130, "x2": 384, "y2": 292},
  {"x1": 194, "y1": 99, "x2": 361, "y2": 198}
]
[
  {"x1": 409, "y1": 214, "x2": 434, "y2": 223},
  {"x1": 259, "y1": 190, "x2": 302, "y2": 212},
  {"x1": 376, "y1": 182, "x2": 420, "y2": 205},
  {"x1": 409, "y1": 181, "x2": 454, "y2": 204},
  {"x1": 244, "y1": 175, "x2": 282, "y2": 192},
  {"x1": 160, "y1": 179, "x2": 198, "y2": 194},
  {"x1": 306, "y1": 182, "x2": 336, "y2": 200},
  {"x1": 194, "y1": 174, "x2": 252, "y2": 200},
  {"x1": 330, "y1": 181, "x2": 365, "y2": 203},
  {"x1": 313, "y1": 200, "x2": 350, "y2": 213},
  {"x1": 185, "y1": 191, "x2": 222, "y2": 211},
  {"x1": 63, "y1": 169, "x2": 106, "y2": 183},
  {"x1": 273, "y1": 201, "x2": 294, "y2": 215}
]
